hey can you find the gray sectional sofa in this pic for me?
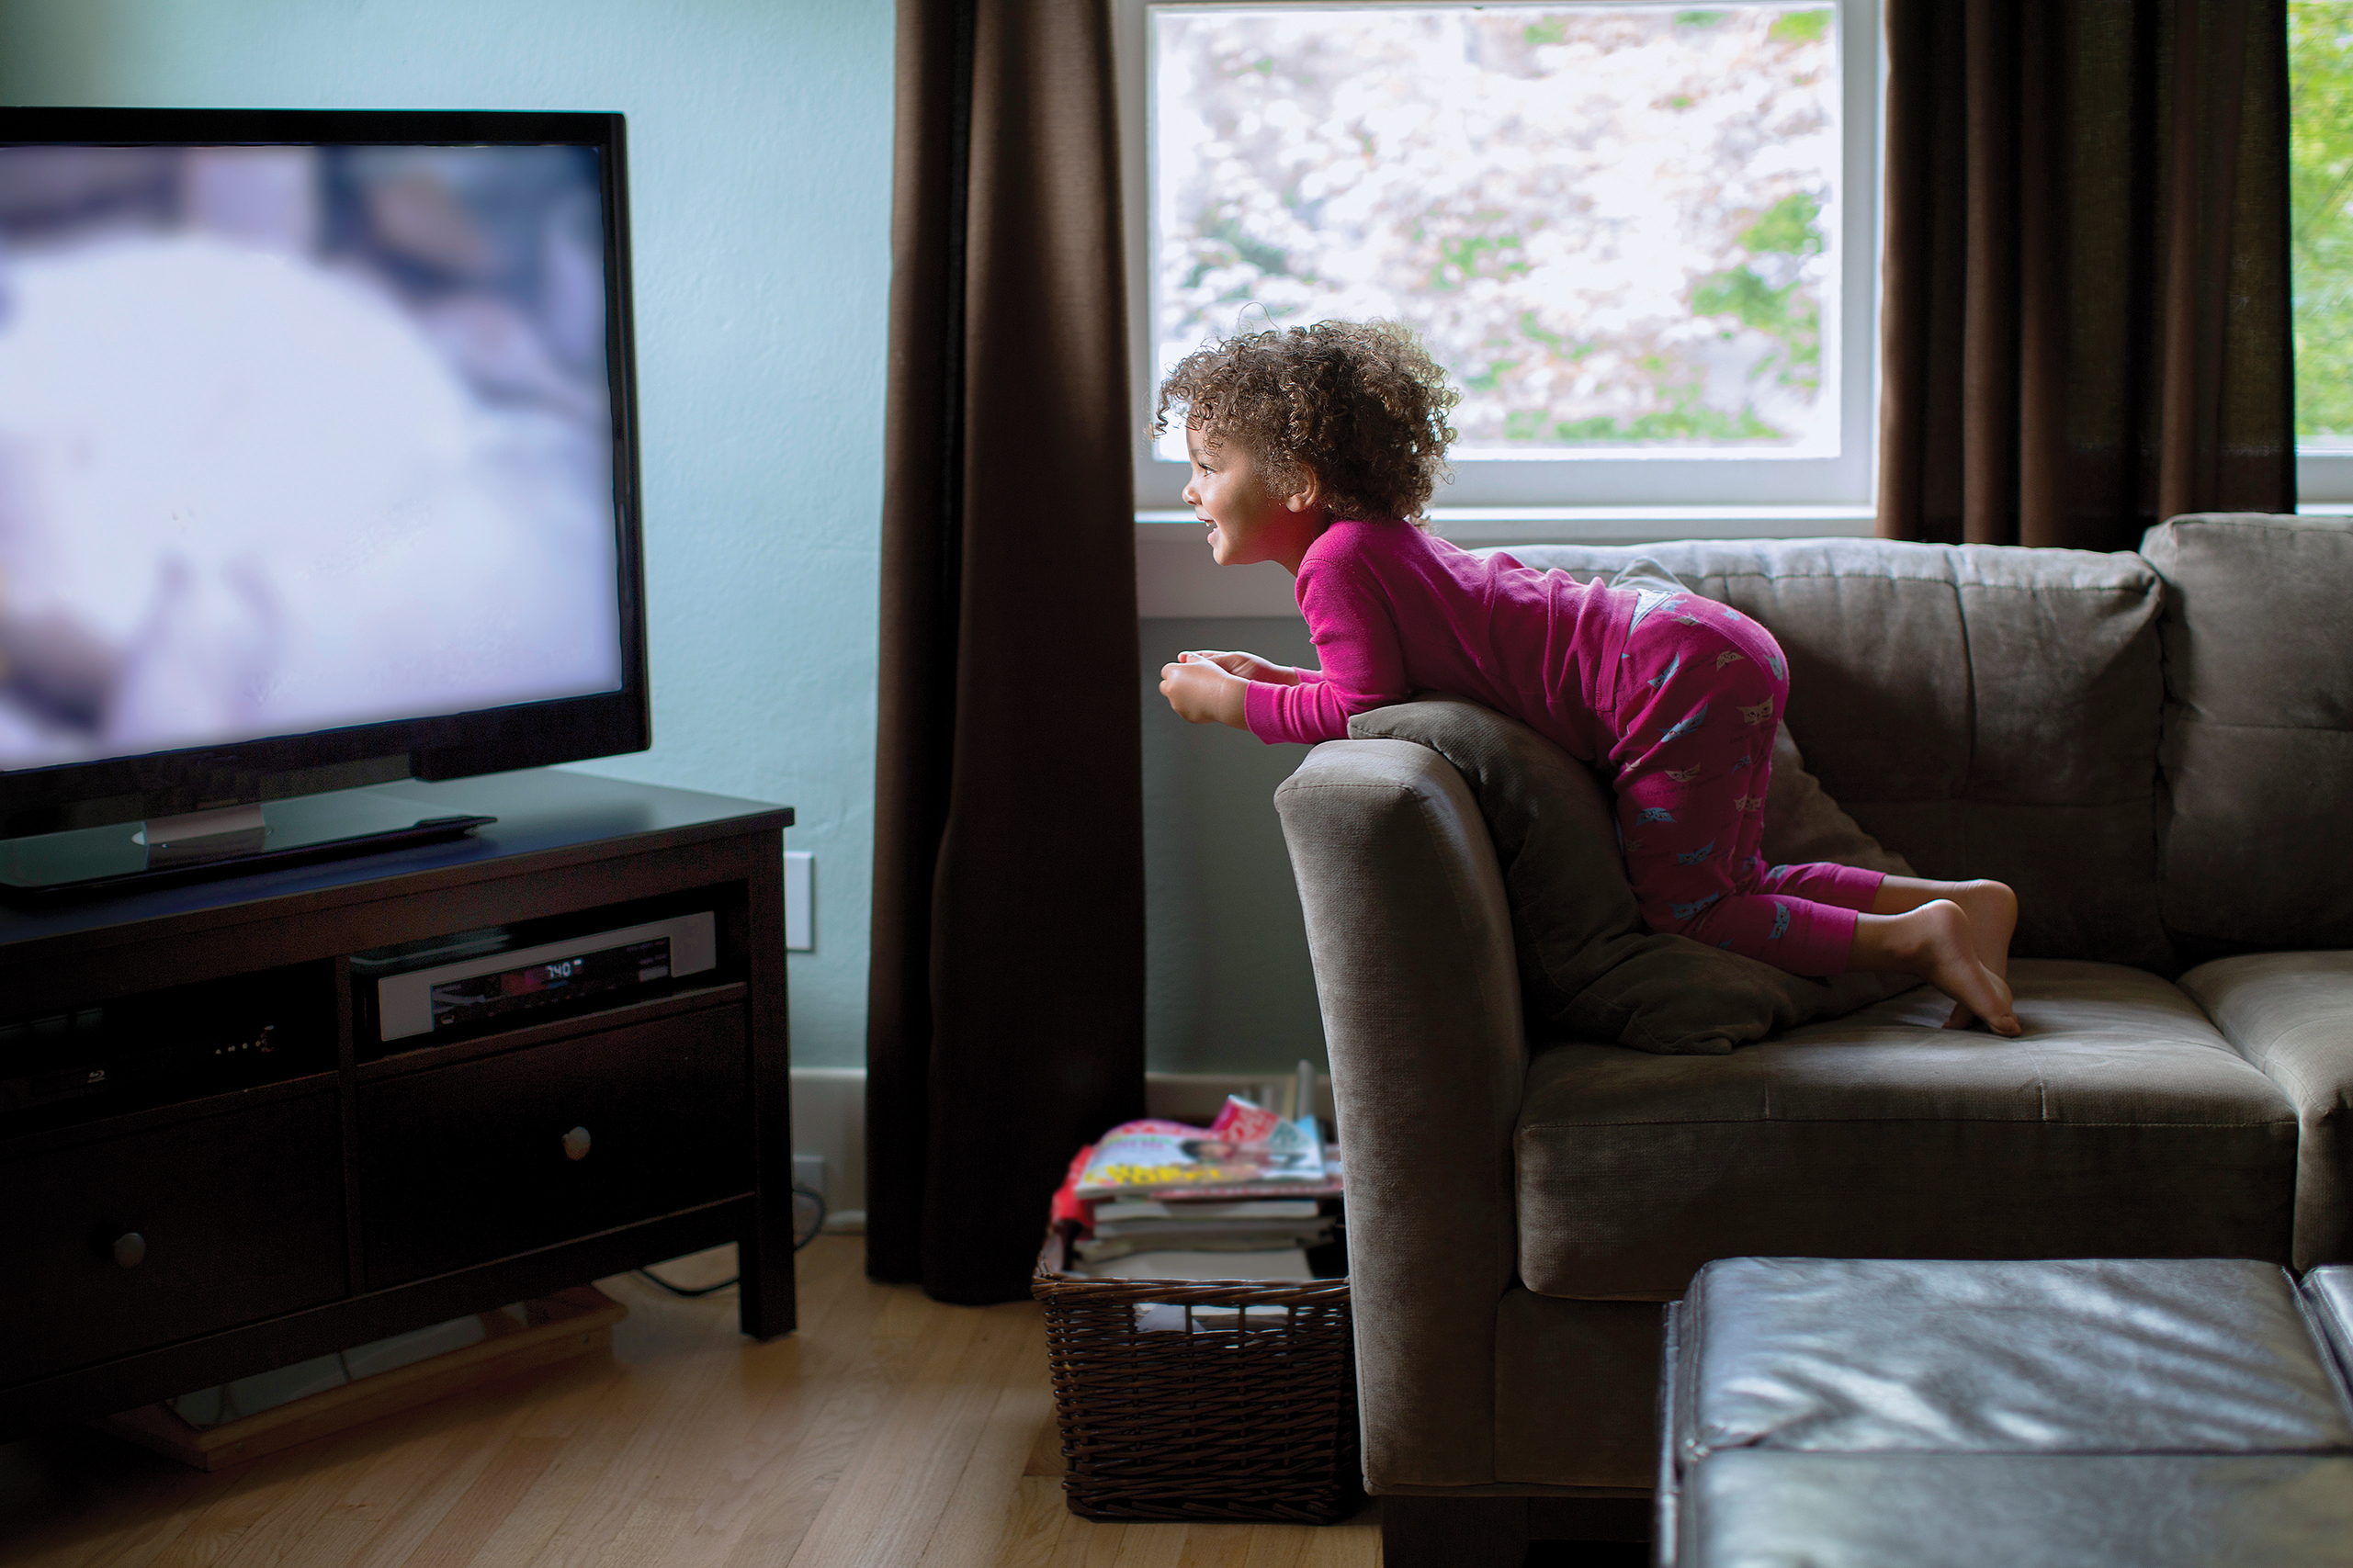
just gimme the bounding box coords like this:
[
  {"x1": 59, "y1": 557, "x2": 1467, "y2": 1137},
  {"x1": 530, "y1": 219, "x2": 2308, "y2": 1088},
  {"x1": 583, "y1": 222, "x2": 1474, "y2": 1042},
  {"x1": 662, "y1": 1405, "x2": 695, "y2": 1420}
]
[{"x1": 1270, "y1": 513, "x2": 2353, "y2": 1564}]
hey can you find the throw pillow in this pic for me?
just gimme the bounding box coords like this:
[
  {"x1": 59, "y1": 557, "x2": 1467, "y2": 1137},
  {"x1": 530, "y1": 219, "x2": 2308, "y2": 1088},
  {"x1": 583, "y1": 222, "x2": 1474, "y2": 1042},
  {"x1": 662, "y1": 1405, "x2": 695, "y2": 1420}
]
[{"x1": 1346, "y1": 694, "x2": 1917, "y2": 1055}]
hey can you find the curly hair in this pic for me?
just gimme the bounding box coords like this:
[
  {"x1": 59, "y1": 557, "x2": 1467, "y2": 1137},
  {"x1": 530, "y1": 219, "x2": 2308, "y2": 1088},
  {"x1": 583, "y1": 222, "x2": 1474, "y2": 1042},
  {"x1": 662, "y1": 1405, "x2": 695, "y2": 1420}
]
[{"x1": 1153, "y1": 320, "x2": 1460, "y2": 523}]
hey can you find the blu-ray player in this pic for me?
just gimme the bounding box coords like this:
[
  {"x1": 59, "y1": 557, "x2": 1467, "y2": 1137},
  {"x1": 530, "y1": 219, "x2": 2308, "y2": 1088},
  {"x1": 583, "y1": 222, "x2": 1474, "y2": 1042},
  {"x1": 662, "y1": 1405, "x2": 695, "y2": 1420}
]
[{"x1": 358, "y1": 910, "x2": 718, "y2": 1043}]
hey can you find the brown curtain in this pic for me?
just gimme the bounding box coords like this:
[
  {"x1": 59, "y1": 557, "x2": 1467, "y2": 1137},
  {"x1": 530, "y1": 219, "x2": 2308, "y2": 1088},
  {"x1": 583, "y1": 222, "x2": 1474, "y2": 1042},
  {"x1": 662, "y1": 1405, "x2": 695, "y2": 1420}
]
[
  {"x1": 865, "y1": 0, "x2": 1147, "y2": 1304},
  {"x1": 1878, "y1": 0, "x2": 2296, "y2": 549}
]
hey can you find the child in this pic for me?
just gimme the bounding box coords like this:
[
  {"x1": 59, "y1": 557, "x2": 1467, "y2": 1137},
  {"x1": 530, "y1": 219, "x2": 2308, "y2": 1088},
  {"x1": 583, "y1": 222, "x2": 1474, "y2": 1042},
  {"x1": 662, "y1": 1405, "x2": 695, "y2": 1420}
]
[{"x1": 1154, "y1": 321, "x2": 2020, "y2": 1035}]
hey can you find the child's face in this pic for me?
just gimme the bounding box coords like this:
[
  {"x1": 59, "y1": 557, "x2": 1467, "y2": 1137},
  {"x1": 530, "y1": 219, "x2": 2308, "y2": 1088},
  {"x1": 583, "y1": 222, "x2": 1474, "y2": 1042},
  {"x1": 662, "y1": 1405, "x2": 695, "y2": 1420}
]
[{"x1": 1182, "y1": 426, "x2": 1321, "y2": 570}]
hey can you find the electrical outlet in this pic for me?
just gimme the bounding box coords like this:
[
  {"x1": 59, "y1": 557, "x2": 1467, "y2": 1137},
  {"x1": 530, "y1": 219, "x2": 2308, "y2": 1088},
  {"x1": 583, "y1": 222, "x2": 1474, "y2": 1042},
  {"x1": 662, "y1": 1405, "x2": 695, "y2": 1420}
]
[
  {"x1": 792, "y1": 1152, "x2": 825, "y2": 1202},
  {"x1": 785, "y1": 852, "x2": 813, "y2": 950}
]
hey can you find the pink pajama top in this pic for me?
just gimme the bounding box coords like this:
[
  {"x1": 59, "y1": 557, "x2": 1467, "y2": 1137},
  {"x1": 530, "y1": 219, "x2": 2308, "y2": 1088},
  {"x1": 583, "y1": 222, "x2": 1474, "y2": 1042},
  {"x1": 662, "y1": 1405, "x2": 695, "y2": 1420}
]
[{"x1": 1243, "y1": 520, "x2": 1635, "y2": 763}]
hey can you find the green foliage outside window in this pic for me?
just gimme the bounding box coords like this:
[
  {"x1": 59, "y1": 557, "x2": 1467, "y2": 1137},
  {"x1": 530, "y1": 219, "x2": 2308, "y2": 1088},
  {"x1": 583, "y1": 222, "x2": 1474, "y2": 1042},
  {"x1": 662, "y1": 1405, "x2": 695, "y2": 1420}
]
[
  {"x1": 1152, "y1": 6, "x2": 1840, "y2": 453},
  {"x1": 2291, "y1": 2, "x2": 2353, "y2": 437}
]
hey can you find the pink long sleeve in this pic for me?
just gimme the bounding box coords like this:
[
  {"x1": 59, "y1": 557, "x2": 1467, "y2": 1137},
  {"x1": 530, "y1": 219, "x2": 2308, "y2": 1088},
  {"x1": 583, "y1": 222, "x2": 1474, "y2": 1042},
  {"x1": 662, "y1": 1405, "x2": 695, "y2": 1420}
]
[{"x1": 1246, "y1": 557, "x2": 1413, "y2": 743}]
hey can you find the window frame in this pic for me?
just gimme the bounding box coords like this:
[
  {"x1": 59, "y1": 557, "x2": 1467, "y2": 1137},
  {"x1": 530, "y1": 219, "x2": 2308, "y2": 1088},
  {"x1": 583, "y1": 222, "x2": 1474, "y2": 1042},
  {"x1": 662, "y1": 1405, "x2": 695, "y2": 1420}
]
[
  {"x1": 2297, "y1": 454, "x2": 2353, "y2": 511},
  {"x1": 1114, "y1": 0, "x2": 1885, "y2": 543}
]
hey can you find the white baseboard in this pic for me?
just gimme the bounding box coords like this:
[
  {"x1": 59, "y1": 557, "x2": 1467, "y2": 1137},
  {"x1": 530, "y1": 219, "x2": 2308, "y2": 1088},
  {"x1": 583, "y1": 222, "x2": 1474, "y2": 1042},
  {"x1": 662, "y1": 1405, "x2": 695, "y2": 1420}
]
[
  {"x1": 786, "y1": 1066, "x2": 1333, "y2": 1230},
  {"x1": 788, "y1": 1066, "x2": 866, "y2": 1219}
]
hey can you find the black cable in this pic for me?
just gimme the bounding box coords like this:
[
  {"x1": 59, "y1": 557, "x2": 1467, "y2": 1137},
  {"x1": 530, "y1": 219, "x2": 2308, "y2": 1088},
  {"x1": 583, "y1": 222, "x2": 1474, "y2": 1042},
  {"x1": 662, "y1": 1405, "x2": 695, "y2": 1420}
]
[
  {"x1": 794, "y1": 1180, "x2": 827, "y2": 1247},
  {"x1": 634, "y1": 1266, "x2": 737, "y2": 1297},
  {"x1": 633, "y1": 1181, "x2": 829, "y2": 1297}
]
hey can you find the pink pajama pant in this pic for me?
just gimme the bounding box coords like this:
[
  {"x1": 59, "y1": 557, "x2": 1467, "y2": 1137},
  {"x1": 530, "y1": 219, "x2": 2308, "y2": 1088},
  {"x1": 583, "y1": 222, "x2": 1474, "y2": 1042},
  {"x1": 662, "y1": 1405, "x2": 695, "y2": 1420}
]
[{"x1": 1607, "y1": 592, "x2": 1883, "y2": 976}]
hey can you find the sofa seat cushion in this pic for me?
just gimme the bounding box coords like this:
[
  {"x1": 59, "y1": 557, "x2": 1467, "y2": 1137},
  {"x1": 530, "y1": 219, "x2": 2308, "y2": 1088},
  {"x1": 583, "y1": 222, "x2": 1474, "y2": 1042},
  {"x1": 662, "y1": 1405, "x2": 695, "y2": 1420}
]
[
  {"x1": 2178, "y1": 951, "x2": 2353, "y2": 1271},
  {"x1": 1513, "y1": 960, "x2": 2298, "y2": 1300}
]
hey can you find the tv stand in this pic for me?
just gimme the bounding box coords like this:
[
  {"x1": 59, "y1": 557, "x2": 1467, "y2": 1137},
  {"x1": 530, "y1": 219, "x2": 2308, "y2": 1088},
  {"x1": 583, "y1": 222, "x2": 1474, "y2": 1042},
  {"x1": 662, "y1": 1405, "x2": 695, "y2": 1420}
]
[{"x1": 0, "y1": 770, "x2": 795, "y2": 1438}]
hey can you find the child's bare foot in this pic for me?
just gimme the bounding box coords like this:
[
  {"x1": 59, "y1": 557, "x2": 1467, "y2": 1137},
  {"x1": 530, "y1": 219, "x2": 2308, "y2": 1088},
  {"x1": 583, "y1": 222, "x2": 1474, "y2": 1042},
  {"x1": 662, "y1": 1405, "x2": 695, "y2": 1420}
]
[
  {"x1": 1946, "y1": 880, "x2": 2018, "y2": 976},
  {"x1": 1849, "y1": 900, "x2": 2021, "y2": 1037},
  {"x1": 1907, "y1": 901, "x2": 2019, "y2": 1035},
  {"x1": 1940, "y1": 879, "x2": 2017, "y2": 1030}
]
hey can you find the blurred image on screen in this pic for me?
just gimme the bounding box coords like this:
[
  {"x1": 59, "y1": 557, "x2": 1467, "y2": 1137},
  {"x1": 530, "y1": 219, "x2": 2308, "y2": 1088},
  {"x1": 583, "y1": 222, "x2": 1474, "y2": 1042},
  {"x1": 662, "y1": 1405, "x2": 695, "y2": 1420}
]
[{"x1": 0, "y1": 142, "x2": 626, "y2": 772}]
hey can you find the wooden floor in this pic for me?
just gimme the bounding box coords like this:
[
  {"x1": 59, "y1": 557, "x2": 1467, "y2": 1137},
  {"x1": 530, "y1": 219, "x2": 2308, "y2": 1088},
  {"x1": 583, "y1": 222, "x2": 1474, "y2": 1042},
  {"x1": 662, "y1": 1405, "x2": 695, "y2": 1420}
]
[{"x1": 0, "y1": 1236, "x2": 1384, "y2": 1567}]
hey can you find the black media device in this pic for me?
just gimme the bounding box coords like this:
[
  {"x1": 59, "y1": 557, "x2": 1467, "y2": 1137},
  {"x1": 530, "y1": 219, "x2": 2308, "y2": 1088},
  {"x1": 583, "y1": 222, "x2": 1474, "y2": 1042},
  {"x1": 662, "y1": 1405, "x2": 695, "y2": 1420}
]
[
  {"x1": 0, "y1": 107, "x2": 651, "y2": 892},
  {"x1": 348, "y1": 894, "x2": 726, "y2": 1055},
  {"x1": 0, "y1": 962, "x2": 335, "y2": 1134},
  {"x1": 354, "y1": 909, "x2": 717, "y2": 1045}
]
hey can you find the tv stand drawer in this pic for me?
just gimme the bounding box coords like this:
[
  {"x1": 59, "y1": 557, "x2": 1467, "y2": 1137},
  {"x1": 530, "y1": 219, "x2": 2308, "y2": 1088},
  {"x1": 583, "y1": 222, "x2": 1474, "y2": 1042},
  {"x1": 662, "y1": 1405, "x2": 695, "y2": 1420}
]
[
  {"x1": 356, "y1": 1003, "x2": 752, "y2": 1290},
  {"x1": 0, "y1": 1093, "x2": 346, "y2": 1384}
]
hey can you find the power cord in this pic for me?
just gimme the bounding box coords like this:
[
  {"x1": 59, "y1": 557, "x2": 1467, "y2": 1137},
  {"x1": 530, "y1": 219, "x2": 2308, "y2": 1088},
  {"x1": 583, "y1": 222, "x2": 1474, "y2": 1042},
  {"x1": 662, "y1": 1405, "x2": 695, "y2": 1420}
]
[
  {"x1": 634, "y1": 1181, "x2": 827, "y2": 1297},
  {"x1": 633, "y1": 1266, "x2": 736, "y2": 1298}
]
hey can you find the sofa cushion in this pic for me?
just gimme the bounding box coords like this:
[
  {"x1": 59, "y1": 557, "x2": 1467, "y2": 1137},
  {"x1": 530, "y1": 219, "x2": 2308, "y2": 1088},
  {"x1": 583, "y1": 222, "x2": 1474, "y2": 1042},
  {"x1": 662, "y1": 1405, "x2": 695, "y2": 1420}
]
[
  {"x1": 1512, "y1": 959, "x2": 2297, "y2": 1300},
  {"x1": 1497, "y1": 537, "x2": 2173, "y2": 971},
  {"x1": 1346, "y1": 695, "x2": 1910, "y2": 1055},
  {"x1": 2141, "y1": 513, "x2": 2353, "y2": 960},
  {"x1": 2178, "y1": 951, "x2": 2353, "y2": 1271}
]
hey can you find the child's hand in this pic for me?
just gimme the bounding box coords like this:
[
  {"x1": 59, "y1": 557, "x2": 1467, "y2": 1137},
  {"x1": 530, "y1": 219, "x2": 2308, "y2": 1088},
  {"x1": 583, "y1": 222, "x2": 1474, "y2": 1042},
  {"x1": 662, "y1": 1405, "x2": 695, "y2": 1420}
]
[
  {"x1": 1160, "y1": 656, "x2": 1250, "y2": 728},
  {"x1": 1177, "y1": 649, "x2": 1294, "y2": 684}
]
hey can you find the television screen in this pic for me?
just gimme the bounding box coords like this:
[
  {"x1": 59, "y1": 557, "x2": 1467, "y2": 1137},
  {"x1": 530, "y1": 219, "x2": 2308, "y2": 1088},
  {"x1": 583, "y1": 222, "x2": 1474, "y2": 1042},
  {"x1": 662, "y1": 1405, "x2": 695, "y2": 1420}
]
[{"x1": 0, "y1": 137, "x2": 627, "y2": 772}]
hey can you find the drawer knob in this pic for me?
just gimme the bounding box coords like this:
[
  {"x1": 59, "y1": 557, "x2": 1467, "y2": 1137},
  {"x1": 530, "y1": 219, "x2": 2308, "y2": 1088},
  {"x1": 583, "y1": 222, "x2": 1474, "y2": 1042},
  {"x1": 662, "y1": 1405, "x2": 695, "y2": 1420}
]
[
  {"x1": 113, "y1": 1232, "x2": 146, "y2": 1269},
  {"x1": 562, "y1": 1126, "x2": 592, "y2": 1161}
]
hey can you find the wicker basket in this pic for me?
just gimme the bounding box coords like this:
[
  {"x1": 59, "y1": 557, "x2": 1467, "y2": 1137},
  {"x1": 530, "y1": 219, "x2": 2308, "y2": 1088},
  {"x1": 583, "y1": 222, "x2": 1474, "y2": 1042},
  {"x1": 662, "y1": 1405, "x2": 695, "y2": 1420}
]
[{"x1": 1033, "y1": 1227, "x2": 1363, "y2": 1524}]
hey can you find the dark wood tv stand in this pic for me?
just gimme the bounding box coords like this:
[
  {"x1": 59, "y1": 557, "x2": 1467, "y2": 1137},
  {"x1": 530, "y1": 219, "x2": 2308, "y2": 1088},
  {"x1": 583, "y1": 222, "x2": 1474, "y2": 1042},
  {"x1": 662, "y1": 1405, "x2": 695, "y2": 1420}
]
[{"x1": 0, "y1": 770, "x2": 795, "y2": 1438}]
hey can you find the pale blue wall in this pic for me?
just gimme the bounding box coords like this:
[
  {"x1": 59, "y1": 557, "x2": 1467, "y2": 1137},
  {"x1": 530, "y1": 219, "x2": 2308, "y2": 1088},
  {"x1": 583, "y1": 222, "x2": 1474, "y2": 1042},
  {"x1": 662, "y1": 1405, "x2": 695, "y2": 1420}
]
[
  {"x1": 1140, "y1": 616, "x2": 1327, "y2": 1075},
  {"x1": 0, "y1": 0, "x2": 896, "y2": 1068}
]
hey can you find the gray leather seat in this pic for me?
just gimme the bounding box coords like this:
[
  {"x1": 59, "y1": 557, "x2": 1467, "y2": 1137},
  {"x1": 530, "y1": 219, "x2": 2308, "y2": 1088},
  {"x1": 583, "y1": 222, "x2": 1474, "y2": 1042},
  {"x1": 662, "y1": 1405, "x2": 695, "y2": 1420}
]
[{"x1": 1660, "y1": 1258, "x2": 2353, "y2": 1566}]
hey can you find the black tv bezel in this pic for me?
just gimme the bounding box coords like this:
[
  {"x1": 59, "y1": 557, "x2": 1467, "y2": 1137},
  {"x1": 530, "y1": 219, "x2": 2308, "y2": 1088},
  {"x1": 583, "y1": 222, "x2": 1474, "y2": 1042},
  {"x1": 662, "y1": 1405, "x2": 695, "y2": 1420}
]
[{"x1": 0, "y1": 107, "x2": 651, "y2": 838}]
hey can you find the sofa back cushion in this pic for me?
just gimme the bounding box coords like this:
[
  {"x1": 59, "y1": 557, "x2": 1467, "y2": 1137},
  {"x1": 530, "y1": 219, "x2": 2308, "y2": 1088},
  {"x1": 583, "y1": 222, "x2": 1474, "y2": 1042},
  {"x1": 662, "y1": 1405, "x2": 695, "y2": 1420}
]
[
  {"x1": 2141, "y1": 513, "x2": 2353, "y2": 959},
  {"x1": 1501, "y1": 537, "x2": 2172, "y2": 971}
]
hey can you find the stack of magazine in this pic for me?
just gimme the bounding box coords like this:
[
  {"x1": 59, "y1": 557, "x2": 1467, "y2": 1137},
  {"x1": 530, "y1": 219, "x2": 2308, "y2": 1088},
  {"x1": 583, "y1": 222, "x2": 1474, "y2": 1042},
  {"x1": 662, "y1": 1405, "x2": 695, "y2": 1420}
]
[{"x1": 1052, "y1": 1066, "x2": 1342, "y2": 1284}]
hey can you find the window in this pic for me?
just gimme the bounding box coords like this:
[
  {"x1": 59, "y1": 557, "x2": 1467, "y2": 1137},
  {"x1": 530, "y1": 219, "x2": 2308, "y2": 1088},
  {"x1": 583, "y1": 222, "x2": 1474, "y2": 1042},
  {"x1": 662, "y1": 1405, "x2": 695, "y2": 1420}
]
[
  {"x1": 1115, "y1": 0, "x2": 1883, "y2": 541},
  {"x1": 2291, "y1": 0, "x2": 2353, "y2": 507}
]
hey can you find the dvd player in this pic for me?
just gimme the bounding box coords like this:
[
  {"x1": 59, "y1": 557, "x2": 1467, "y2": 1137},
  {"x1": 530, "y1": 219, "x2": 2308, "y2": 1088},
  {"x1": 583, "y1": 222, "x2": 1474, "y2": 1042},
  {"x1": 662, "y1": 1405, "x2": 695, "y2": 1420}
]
[
  {"x1": 369, "y1": 911, "x2": 717, "y2": 1041},
  {"x1": 0, "y1": 964, "x2": 329, "y2": 1132}
]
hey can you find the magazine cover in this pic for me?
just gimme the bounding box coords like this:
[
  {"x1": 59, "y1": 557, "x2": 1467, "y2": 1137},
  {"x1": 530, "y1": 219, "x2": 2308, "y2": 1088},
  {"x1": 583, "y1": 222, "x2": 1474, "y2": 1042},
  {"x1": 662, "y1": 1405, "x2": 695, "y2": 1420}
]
[{"x1": 1073, "y1": 1115, "x2": 1337, "y2": 1200}]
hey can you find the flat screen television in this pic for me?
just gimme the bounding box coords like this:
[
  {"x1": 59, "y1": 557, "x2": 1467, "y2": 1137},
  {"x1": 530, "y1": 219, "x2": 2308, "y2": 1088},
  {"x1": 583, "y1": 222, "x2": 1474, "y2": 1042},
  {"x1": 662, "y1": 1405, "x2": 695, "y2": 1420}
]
[{"x1": 0, "y1": 108, "x2": 649, "y2": 891}]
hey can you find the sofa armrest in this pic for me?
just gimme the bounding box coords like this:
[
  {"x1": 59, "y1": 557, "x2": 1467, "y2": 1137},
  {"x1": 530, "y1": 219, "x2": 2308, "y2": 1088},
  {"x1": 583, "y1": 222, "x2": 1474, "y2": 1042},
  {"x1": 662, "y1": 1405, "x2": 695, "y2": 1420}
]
[
  {"x1": 1274, "y1": 738, "x2": 1529, "y2": 1489},
  {"x1": 2178, "y1": 952, "x2": 2353, "y2": 1271}
]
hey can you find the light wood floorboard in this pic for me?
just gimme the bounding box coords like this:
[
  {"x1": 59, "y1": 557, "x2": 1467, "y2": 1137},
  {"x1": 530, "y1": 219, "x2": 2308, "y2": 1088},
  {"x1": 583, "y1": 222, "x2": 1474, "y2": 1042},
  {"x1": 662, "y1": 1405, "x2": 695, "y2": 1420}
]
[{"x1": 0, "y1": 1237, "x2": 1382, "y2": 1567}]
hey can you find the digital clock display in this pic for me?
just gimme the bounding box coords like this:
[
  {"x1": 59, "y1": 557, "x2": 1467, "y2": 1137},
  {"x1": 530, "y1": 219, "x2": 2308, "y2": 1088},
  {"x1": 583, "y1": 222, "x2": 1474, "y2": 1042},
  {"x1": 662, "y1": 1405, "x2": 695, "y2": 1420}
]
[{"x1": 426, "y1": 936, "x2": 672, "y2": 1029}]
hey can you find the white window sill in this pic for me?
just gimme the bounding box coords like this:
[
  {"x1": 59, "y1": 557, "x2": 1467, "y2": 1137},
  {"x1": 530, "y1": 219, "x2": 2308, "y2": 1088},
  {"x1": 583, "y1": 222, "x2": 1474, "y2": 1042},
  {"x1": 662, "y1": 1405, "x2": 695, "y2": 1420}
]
[{"x1": 1135, "y1": 506, "x2": 1879, "y2": 617}]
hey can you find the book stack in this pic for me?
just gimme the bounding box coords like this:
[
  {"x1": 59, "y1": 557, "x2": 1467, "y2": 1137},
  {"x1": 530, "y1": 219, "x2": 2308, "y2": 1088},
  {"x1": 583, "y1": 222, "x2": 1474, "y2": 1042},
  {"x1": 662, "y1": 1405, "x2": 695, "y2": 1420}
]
[
  {"x1": 1080, "y1": 1196, "x2": 1332, "y2": 1267},
  {"x1": 1054, "y1": 1065, "x2": 1343, "y2": 1283}
]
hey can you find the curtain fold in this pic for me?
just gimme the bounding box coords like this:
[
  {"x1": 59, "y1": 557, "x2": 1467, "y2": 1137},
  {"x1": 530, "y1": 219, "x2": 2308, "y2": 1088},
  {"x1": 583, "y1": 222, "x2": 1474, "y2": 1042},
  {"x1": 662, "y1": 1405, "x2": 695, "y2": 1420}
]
[
  {"x1": 1878, "y1": 0, "x2": 2295, "y2": 549},
  {"x1": 866, "y1": 0, "x2": 1147, "y2": 1305}
]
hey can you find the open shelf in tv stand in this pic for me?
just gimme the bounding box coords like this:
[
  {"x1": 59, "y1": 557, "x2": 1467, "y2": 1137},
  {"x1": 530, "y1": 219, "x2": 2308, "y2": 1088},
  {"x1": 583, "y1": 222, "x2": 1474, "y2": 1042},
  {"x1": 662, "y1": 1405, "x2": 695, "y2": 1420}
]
[{"x1": 0, "y1": 770, "x2": 795, "y2": 1440}]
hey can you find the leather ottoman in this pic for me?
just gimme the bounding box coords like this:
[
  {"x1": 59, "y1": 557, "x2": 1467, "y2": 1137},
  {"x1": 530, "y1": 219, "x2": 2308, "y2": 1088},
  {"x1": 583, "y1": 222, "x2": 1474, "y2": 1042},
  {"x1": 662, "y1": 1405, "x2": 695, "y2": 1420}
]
[{"x1": 1657, "y1": 1258, "x2": 2353, "y2": 1567}]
